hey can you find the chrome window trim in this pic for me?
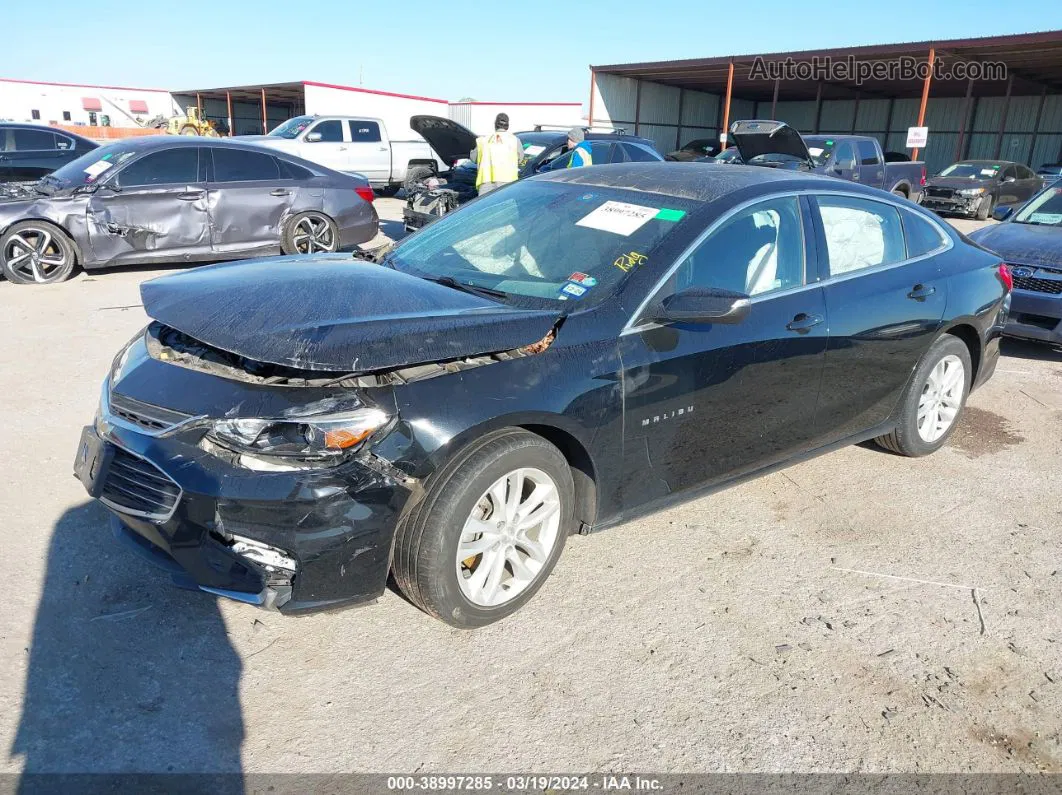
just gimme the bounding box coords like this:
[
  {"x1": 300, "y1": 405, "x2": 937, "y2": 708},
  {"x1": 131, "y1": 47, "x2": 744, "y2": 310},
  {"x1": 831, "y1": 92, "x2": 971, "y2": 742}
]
[{"x1": 621, "y1": 187, "x2": 954, "y2": 336}]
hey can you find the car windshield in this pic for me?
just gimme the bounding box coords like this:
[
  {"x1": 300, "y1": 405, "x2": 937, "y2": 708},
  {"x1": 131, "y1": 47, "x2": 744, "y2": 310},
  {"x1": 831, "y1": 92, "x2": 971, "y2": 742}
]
[
  {"x1": 516, "y1": 133, "x2": 559, "y2": 165},
  {"x1": 387, "y1": 180, "x2": 698, "y2": 306},
  {"x1": 42, "y1": 144, "x2": 140, "y2": 190},
  {"x1": 938, "y1": 163, "x2": 1002, "y2": 179},
  {"x1": 715, "y1": 148, "x2": 741, "y2": 163},
  {"x1": 268, "y1": 116, "x2": 315, "y2": 139},
  {"x1": 1013, "y1": 185, "x2": 1062, "y2": 227},
  {"x1": 803, "y1": 137, "x2": 834, "y2": 167},
  {"x1": 683, "y1": 139, "x2": 713, "y2": 153}
]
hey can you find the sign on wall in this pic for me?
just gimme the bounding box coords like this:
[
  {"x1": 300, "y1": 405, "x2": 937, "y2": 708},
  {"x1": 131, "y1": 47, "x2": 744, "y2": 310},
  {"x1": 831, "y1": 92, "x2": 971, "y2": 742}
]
[{"x1": 906, "y1": 126, "x2": 928, "y2": 149}]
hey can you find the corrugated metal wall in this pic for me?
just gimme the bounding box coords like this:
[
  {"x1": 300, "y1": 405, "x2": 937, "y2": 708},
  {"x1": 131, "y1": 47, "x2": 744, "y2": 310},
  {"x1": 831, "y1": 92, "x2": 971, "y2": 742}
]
[{"x1": 594, "y1": 72, "x2": 1062, "y2": 173}]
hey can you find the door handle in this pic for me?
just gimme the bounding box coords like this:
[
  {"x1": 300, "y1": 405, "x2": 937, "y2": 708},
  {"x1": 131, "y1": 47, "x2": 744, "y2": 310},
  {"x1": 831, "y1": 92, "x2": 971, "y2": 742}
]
[
  {"x1": 907, "y1": 284, "x2": 936, "y2": 301},
  {"x1": 786, "y1": 313, "x2": 825, "y2": 334},
  {"x1": 177, "y1": 191, "x2": 204, "y2": 201},
  {"x1": 270, "y1": 189, "x2": 290, "y2": 197}
]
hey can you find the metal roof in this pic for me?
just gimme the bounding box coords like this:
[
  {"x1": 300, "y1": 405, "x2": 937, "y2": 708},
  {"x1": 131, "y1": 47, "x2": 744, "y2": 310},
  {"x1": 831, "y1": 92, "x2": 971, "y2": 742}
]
[{"x1": 592, "y1": 30, "x2": 1062, "y2": 100}]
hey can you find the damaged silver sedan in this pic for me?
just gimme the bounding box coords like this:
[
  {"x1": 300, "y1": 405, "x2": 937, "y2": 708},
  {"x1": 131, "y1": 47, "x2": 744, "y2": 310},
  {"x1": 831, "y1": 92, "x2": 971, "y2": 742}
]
[{"x1": 0, "y1": 137, "x2": 378, "y2": 285}]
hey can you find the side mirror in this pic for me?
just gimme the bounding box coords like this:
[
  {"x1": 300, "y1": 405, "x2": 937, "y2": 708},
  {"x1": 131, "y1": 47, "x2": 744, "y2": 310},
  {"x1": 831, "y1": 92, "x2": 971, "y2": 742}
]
[
  {"x1": 992, "y1": 205, "x2": 1014, "y2": 221},
  {"x1": 305, "y1": 132, "x2": 323, "y2": 143},
  {"x1": 650, "y1": 288, "x2": 751, "y2": 325}
]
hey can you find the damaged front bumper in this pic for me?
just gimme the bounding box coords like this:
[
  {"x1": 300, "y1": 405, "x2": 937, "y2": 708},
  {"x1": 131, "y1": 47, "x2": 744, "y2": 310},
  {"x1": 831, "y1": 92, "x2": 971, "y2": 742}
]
[
  {"x1": 74, "y1": 371, "x2": 415, "y2": 614},
  {"x1": 919, "y1": 193, "x2": 982, "y2": 216}
]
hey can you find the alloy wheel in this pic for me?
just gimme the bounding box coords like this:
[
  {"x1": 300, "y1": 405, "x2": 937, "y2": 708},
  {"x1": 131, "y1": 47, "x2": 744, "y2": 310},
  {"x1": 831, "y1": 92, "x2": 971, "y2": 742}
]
[
  {"x1": 292, "y1": 214, "x2": 337, "y2": 254},
  {"x1": 917, "y1": 354, "x2": 965, "y2": 443},
  {"x1": 3, "y1": 227, "x2": 69, "y2": 284},
  {"x1": 456, "y1": 467, "x2": 562, "y2": 607}
]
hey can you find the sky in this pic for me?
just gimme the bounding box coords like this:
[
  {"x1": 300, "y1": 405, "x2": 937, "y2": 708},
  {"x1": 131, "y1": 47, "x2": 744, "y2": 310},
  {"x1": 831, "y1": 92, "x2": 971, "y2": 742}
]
[{"x1": 5, "y1": 0, "x2": 1062, "y2": 104}]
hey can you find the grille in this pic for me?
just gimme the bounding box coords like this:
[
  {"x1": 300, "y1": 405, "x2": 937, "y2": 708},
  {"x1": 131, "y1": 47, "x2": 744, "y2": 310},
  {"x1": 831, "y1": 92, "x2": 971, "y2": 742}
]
[
  {"x1": 1012, "y1": 276, "x2": 1062, "y2": 295},
  {"x1": 108, "y1": 391, "x2": 191, "y2": 435},
  {"x1": 100, "y1": 447, "x2": 182, "y2": 522},
  {"x1": 925, "y1": 187, "x2": 955, "y2": 199}
]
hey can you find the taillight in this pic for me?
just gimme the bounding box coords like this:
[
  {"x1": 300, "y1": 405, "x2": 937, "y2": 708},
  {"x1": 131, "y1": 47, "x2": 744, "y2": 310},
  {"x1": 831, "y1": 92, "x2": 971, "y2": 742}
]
[
  {"x1": 355, "y1": 185, "x2": 375, "y2": 203},
  {"x1": 920, "y1": 166, "x2": 926, "y2": 187},
  {"x1": 998, "y1": 263, "x2": 1013, "y2": 291}
]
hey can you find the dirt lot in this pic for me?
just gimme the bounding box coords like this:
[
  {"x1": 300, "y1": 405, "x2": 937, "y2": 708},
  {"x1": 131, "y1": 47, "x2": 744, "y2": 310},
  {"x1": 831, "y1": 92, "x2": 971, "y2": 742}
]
[{"x1": 1, "y1": 202, "x2": 1060, "y2": 776}]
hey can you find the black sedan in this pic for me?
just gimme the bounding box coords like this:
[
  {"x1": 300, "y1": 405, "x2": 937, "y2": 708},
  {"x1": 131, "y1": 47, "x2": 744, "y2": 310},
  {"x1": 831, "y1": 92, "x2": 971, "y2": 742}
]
[
  {"x1": 666, "y1": 138, "x2": 721, "y2": 161},
  {"x1": 969, "y1": 183, "x2": 1062, "y2": 345},
  {"x1": 920, "y1": 160, "x2": 1042, "y2": 219},
  {"x1": 75, "y1": 163, "x2": 1009, "y2": 627},
  {"x1": 0, "y1": 123, "x2": 98, "y2": 184},
  {"x1": 0, "y1": 137, "x2": 378, "y2": 285}
]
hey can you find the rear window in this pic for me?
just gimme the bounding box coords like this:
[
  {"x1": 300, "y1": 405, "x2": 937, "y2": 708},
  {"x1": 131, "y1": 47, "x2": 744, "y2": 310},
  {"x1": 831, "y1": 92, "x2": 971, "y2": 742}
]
[
  {"x1": 857, "y1": 140, "x2": 880, "y2": 166},
  {"x1": 13, "y1": 129, "x2": 56, "y2": 151},
  {"x1": 389, "y1": 180, "x2": 698, "y2": 305}
]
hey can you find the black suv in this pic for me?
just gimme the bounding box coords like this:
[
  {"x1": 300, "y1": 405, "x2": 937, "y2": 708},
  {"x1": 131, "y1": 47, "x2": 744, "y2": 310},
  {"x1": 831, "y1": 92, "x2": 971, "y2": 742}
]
[{"x1": 0, "y1": 123, "x2": 98, "y2": 184}]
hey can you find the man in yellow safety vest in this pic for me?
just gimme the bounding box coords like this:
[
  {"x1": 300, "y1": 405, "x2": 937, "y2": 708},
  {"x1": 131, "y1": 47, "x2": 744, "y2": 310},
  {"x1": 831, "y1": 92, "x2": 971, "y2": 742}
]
[{"x1": 473, "y1": 113, "x2": 521, "y2": 195}]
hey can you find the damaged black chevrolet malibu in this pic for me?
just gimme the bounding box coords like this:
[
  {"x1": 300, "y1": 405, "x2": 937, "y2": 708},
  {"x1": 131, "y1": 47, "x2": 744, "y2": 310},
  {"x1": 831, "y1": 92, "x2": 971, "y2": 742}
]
[{"x1": 76, "y1": 163, "x2": 1010, "y2": 627}]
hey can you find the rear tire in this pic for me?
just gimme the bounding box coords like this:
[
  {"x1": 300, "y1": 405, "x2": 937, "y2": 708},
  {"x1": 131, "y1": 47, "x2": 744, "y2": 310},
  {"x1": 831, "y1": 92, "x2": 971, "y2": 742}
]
[
  {"x1": 875, "y1": 334, "x2": 972, "y2": 457},
  {"x1": 392, "y1": 429, "x2": 574, "y2": 628},
  {"x1": 280, "y1": 212, "x2": 339, "y2": 255},
  {"x1": 975, "y1": 195, "x2": 992, "y2": 220},
  {"x1": 404, "y1": 165, "x2": 435, "y2": 193},
  {"x1": 0, "y1": 220, "x2": 77, "y2": 285}
]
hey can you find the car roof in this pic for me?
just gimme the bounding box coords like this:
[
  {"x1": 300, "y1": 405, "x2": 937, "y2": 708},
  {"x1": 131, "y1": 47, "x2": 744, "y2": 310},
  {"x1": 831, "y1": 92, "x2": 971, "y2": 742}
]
[
  {"x1": 0, "y1": 122, "x2": 95, "y2": 142},
  {"x1": 515, "y1": 130, "x2": 656, "y2": 147},
  {"x1": 956, "y1": 159, "x2": 1013, "y2": 166},
  {"x1": 96, "y1": 136, "x2": 282, "y2": 152},
  {"x1": 535, "y1": 161, "x2": 873, "y2": 202}
]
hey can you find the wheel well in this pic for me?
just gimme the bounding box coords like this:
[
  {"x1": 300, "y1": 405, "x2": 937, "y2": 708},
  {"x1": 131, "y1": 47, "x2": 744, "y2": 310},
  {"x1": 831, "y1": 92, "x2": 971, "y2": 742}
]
[
  {"x1": 519, "y1": 424, "x2": 597, "y2": 533},
  {"x1": 2, "y1": 217, "x2": 82, "y2": 265},
  {"x1": 892, "y1": 184, "x2": 909, "y2": 196},
  {"x1": 944, "y1": 324, "x2": 981, "y2": 382}
]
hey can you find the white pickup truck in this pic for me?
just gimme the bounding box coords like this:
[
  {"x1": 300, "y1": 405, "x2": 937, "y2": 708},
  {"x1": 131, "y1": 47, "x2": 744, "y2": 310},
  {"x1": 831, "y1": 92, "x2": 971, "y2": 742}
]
[{"x1": 241, "y1": 115, "x2": 445, "y2": 195}]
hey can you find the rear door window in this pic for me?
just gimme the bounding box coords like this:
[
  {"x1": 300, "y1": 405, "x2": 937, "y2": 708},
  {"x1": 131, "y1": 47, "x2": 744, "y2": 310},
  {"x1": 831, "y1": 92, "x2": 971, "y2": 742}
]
[
  {"x1": 347, "y1": 120, "x2": 381, "y2": 143},
  {"x1": 212, "y1": 147, "x2": 281, "y2": 182},
  {"x1": 857, "y1": 140, "x2": 880, "y2": 166},
  {"x1": 834, "y1": 141, "x2": 856, "y2": 169},
  {"x1": 12, "y1": 129, "x2": 56, "y2": 151},
  {"x1": 620, "y1": 143, "x2": 659, "y2": 162},
  {"x1": 116, "y1": 148, "x2": 199, "y2": 187},
  {"x1": 816, "y1": 196, "x2": 906, "y2": 275}
]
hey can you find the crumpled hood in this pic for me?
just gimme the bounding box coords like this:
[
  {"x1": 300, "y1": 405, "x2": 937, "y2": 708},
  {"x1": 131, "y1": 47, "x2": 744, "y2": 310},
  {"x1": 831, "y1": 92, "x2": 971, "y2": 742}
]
[
  {"x1": 410, "y1": 115, "x2": 477, "y2": 166},
  {"x1": 140, "y1": 254, "x2": 560, "y2": 373},
  {"x1": 968, "y1": 222, "x2": 1062, "y2": 268}
]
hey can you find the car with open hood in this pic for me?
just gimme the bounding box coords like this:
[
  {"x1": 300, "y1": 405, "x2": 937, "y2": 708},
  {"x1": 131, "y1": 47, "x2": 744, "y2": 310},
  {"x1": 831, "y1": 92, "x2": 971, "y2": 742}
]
[
  {"x1": 920, "y1": 160, "x2": 1042, "y2": 219},
  {"x1": 75, "y1": 163, "x2": 1009, "y2": 627},
  {"x1": 968, "y1": 182, "x2": 1062, "y2": 345},
  {"x1": 729, "y1": 120, "x2": 925, "y2": 200},
  {"x1": 403, "y1": 117, "x2": 662, "y2": 230},
  {"x1": 0, "y1": 136, "x2": 378, "y2": 285}
]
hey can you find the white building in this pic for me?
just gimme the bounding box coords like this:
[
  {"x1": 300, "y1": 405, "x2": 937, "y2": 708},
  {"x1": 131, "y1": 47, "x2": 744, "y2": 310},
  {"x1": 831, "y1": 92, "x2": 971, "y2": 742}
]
[
  {"x1": 0, "y1": 78, "x2": 177, "y2": 127},
  {"x1": 448, "y1": 101, "x2": 585, "y2": 135}
]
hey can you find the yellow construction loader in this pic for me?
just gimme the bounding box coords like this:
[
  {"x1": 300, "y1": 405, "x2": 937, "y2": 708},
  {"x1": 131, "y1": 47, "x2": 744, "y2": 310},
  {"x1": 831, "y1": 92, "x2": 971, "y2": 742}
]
[{"x1": 144, "y1": 107, "x2": 220, "y2": 137}]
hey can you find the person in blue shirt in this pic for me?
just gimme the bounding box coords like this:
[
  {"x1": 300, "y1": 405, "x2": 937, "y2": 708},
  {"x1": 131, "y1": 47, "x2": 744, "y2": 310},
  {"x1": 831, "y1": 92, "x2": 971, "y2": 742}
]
[{"x1": 566, "y1": 128, "x2": 593, "y2": 168}]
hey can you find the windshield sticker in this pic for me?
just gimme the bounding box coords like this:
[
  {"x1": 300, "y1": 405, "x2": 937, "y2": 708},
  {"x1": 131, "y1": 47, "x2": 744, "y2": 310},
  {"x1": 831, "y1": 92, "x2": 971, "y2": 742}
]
[
  {"x1": 614, "y1": 251, "x2": 649, "y2": 273},
  {"x1": 567, "y1": 271, "x2": 598, "y2": 286},
  {"x1": 558, "y1": 281, "x2": 589, "y2": 300},
  {"x1": 808, "y1": 147, "x2": 824, "y2": 157},
  {"x1": 980, "y1": 168, "x2": 997, "y2": 176},
  {"x1": 84, "y1": 160, "x2": 113, "y2": 179},
  {"x1": 577, "y1": 201, "x2": 659, "y2": 236},
  {"x1": 523, "y1": 144, "x2": 545, "y2": 156},
  {"x1": 825, "y1": 139, "x2": 834, "y2": 145},
  {"x1": 655, "y1": 208, "x2": 686, "y2": 222},
  {"x1": 1029, "y1": 212, "x2": 1062, "y2": 225}
]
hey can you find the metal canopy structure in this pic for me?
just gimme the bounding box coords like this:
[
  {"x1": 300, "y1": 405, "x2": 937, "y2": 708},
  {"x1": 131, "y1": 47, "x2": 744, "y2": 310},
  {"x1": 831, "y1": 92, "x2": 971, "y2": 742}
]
[
  {"x1": 592, "y1": 31, "x2": 1062, "y2": 102},
  {"x1": 172, "y1": 82, "x2": 305, "y2": 135}
]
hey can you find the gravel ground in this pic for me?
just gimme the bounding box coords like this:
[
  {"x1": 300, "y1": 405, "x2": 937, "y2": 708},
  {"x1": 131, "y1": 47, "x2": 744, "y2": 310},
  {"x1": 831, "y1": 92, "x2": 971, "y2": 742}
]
[{"x1": 1, "y1": 202, "x2": 1060, "y2": 776}]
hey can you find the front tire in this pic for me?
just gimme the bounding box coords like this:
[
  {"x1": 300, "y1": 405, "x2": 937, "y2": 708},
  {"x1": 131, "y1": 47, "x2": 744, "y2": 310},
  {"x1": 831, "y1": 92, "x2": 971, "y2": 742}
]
[
  {"x1": 875, "y1": 334, "x2": 972, "y2": 456},
  {"x1": 1, "y1": 221, "x2": 77, "y2": 285},
  {"x1": 975, "y1": 195, "x2": 993, "y2": 220},
  {"x1": 392, "y1": 429, "x2": 575, "y2": 628},
  {"x1": 280, "y1": 212, "x2": 339, "y2": 255}
]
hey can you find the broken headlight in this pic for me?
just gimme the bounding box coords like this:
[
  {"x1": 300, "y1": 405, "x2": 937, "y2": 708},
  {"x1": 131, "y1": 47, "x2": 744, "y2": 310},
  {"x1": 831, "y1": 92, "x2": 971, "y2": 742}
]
[
  {"x1": 207, "y1": 407, "x2": 390, "y2": 471},
  {"x1": 956, "y1": 187, "x2": 986, "y2": 197}
]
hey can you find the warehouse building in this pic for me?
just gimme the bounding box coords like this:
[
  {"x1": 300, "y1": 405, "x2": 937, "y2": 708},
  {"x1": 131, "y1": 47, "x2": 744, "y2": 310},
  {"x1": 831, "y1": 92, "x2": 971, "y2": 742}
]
[
  {"x1": 589, "y1": 30, "x2": 1062, "y2": 174},
  {"x1": 0, "y1": 78, "x2": 178, "y2": 127}
]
